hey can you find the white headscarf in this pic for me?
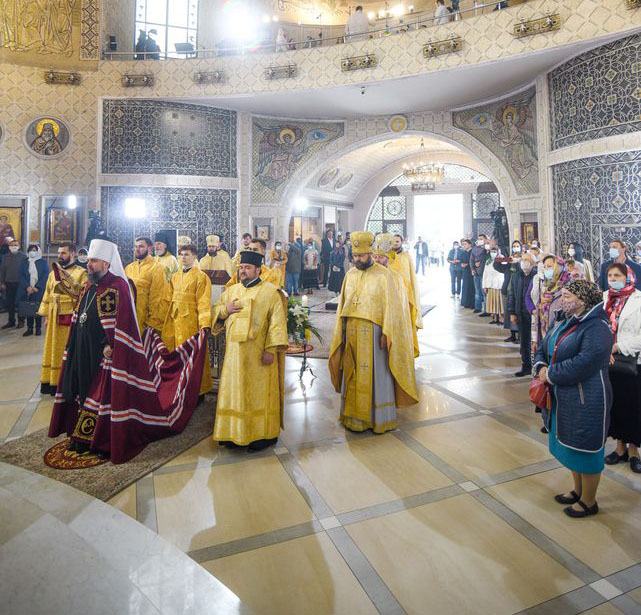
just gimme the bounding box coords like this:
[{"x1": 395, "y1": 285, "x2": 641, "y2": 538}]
[
  {"x1": 87, "y1": 239, "x2": 136, "y2": 312},
  {"x1": 28, "y1": 246, "x2": 41, "y2": 287}
]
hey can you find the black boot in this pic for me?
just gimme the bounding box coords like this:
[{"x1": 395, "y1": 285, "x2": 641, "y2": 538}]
[
  {"x1": 248, "y1": 437, "x2": 278, "y2": 452},
  {"x1": 23, "y1": 329, "x2": 33, "y2": 337}
]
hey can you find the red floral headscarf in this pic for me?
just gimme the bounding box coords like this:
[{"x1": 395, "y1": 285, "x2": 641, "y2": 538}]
[{"x1": 605, "y1": 265, "x2": 637, "y2": 339}]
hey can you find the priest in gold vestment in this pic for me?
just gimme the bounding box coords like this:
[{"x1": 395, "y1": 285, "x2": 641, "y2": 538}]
[
  {"x1": 124, "y1": 236, "x2": 165, "y2": 333},
  {"x1": 231, "y1": 232, "x2": 253, "y2": 270},
  {"x1": 329, "y1": 232, "x2": 418, "y2": 433},
  {"x1": 154, "y1": 231, "x2": 179, "y2": 282},
  {"x1": 199, "y1": 234, "x2": 233, "y2": 276},
  {"x1": 372, "y1": 233, "x2": 419, "y2": 358},
  {"x1": 153, "y1": 244, "x2": 212, "y2": 396},
  {"x1": 212, "y1": 250, "x2": 288, "y2": 452},
  {"x1": 37, "y1": 243, "x2": 88, "y2": 395},
  {"x1": 389, "y1": 233, "x2": 423, "y2": 340},
  {"x1": 225, "y1": 238, "x2": 281, "y2": 288}
]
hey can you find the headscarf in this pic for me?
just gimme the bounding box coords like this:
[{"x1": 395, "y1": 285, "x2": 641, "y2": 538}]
[
  {"x1": 538, "y1": 256, "x2": 569, "y2": 337},
  {"x1": 28, "y1": 246, "x2": 41, "y2": 287},
  {"x1": 605, "y1": 266, "x2": 637, "y2": 339},
  {"x1": 564, "y1": 278, "x2": 604, "y2": 312},
  {"x1": 543, "y1": 256, "x2": 568, "y2": 292}
]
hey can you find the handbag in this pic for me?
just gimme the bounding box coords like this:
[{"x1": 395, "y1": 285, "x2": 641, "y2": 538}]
[
  {"x1": 18, "y1": 300, "x2": 39, "y2": 318},
  {"x1": 609, "y1": 352, "x2": 638, "y2": 376}
]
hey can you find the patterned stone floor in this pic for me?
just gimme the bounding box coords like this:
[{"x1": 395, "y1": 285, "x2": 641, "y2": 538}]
[{"x1": 2, "y1": 268, "x2": 641, "y2": 614}]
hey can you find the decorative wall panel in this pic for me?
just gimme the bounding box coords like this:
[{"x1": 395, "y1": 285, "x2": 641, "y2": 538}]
[
  {"x1": 102, "y1": 100, "x2": 237, "y2": 177},
  {"x1": 552, "y1": 150, "x2": 641, "y2": 271},
  {"x1": 101, "y1": 186, "x2": 237, "y2": 263},
  {"x1": 452, "y1": 87, "x2": 538, "y2": 195},
  {"x1": 252, "y1": 118, "x2": 344, "y2": 203},
  {"x1": 80, "y1": 0, "x2": 100, "y2": 60},
  {"x1": 549, "y1": 33, "x2": 641, "y2": 150}
]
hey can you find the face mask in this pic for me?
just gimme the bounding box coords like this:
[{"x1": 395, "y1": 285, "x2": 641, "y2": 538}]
[
  {"x1": 544, "y1": 268, "x2": 554, "y2": 280},
  {"x1": 490, "y1": 252, "x2": 497, "y2": 260},
  {"x1": 453, "y1": 244, "x2": 459, "y2": 249},
  {"x1": 476, "y1": 240, "x2": 483, "y2": 246},
  {"x1": 8, "y1": 245, "x2": 18, "y2": 253},
  {"x1": 531, "y1": 242, "x2": 538, "y2": 248},
  {"x1": 530, "y1": 253, "x2": 539, "y2": 263},
  {"x1": 28, "y1": 251, "x2": 38, "y2": 259},
  {"x1": 275, "y1": 244, "x2": 281, "y2": 250},
  {"x1": 520, "y1": 261, "x2": 532, "y2": 273},
  {"x1": 561, "y1": 298, "x2": 581, "y2": 317},
  {"x1": 609, "y1": 280, "x2": 626, "y2": 291},
  {"x1": 568, "y1": 248, "x2": 575, "y2": 256},
  {"x1": 512, "y1": 246, "x2": 521, "y2": 253},
  {"x1": 77, "y1": 255, "x2": 88, "y2": 263},
  {"x1": 610, "y1": 247, "x2": 620, "y2": 259}
]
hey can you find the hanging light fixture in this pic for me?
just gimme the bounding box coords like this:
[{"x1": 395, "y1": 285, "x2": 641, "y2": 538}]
[{"x1": 402, "y1": 139, "x2": 445, "y2": 187}]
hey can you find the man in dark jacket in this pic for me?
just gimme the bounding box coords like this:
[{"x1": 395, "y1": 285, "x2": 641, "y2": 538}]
[
  {"x1": 414, "y1": 236, "x2": 429, "y2": 275},
  {"x1": 285, "y1": 241, "x2": 302, "y2": 295},
  {"x1": 508, "y1": 254, "x2": 537, "y2": 377},
  {"x1": 320, "y1": 229, "x2": 334, "y2": 287},
  {"x1": 446, "y1": 241, "x2": 463, "y2": 296},
  {"x1": 598, "y1": 238, "x2": 641, "y2": 291},
  {"x1": 470, "y1": 234, "x2": 488, "y2": 314},
  {"x1": 16, "y1": 244, "x2": 48, "y2": 336},
  {"x1": 0, "y1": 238, "x2": 27, "y2": 329}
]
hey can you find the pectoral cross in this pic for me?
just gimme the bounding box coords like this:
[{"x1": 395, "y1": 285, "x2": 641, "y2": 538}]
[{"x1": 102, "y1": 295, "x2": 115, "y2": 311}]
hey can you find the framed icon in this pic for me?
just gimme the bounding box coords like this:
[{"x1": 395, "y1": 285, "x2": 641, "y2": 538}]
[{"x1": 48, "y1": 207, "x2": 77, "y2": 244}]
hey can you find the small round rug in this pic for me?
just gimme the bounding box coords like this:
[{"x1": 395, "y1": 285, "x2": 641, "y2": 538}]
[
  {"x1": 44, "y1": 439, "x2": 109, "y2": 470},
  {"x1": 286, "y1": 342, "x2": 314, "y2": 355}
]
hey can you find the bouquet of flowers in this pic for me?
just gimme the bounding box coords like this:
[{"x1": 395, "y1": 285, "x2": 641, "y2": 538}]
[{"x1": 287, "y1": 296, "x2": 324, "y2": 346}]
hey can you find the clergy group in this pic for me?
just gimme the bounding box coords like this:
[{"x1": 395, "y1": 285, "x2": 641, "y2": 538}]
[{"x1": 36, "y1": 229, "x2": 421, "y2": 463}]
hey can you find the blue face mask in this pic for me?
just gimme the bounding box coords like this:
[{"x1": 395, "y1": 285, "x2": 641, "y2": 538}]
[
  {"x1": 544, "y1": 268, "x2": 554, "y2": 280},
  {"x1": 610, "y1": 247, "x2": 620, "y2": 259},
  {"x1": 609, "y1": 280, "x2": 625, "y2": 291}
]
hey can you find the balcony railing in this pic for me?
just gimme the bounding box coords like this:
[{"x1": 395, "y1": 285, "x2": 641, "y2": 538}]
[{"x1": 103, "y1": 0, "x2": 518, "y2": 61}]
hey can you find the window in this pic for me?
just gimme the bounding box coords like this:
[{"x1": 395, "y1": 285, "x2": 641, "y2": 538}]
[
  {"x1": 135, "y1": 0, "x2": 198, "y2": 58},
  {"x1": 366, "y1": 195, "x2": 407, "y2": 237}
]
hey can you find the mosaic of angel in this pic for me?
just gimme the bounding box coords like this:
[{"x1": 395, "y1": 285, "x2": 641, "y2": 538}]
[{"x1": 489, "y1": 104, "x2": 536, "y2": 180}]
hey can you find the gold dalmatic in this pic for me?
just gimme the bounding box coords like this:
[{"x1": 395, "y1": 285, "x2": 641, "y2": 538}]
[
  {"x1": 155, "y1": 252, "x2": 179, "y2": 283},
  {"x1": 199, "y1": 250, "x2": 234, "y2": 276},
  {"x1": 389, "y1": 250, "x2": 422, "y2": 354},
  {"x1": 212, "y1": 281, "x2": 288, "y2": 445},
  {"x1": 125, "y1": 255, "x2": 165, "y2": 333}
]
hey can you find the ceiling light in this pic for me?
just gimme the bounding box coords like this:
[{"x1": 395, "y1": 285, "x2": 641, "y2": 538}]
[
  {"x1": 66, "y1": 194, "x2": 77, "y2": 210},
  {"x1": 295, "y1": 197, "x2": 309, "y2": 210},
  {"x1": 124, "y1": 197, "x2": 146, "y2": 219},
  {"x1": 391, "y1": 4, "x2": 404, "y2": 17}
]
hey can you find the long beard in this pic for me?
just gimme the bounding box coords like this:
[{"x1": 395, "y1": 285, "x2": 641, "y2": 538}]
[
  {"x1": 354, "y1": 259, "x2": 372, "y2": 270},
  {"x1": 88, "y1": 270, "x2": 106, "y2": 284}
]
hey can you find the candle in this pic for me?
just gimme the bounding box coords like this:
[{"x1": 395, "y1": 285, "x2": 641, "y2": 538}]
[{"x1": 301, "y1": 294, "x2": 308, "y2": 307}]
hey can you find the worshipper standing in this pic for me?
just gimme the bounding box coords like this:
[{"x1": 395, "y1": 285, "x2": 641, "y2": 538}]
[
  {"x1": 76, "y1": 247, "x2": 88, "y2": 269},
  {"x1": 232, "y1": 232, "x2": 253, "y2": 270},
  {"x1": 389, "y1": 233, "x2": 423, "y2": 340},
  {"x1": 634, "y1": 241, "x2": 641, "y2": 264},
  {"x1": 285, "y1": 240, "x2": 302, "y2": 296},
  {"x1": 598, "y1": 239, "x2": 641, "y2": 291},
  {"x1": 145, "y1": 28, "x2": 161, "y2": 59},
  {"x1": 37, "y1": 243, "x2": 87, "y2": 395},
  {"x1": 470, "y1": 234, "x2": 488, "y2": 314},
  {"x1": 226, "y1": 238, "x2": 281, "y2": 288},
  {"x1": 603, "y1": 264, "x2": 641, "y2": 473},
  {"x1": 567, "y1": 242, "x2": 594, "y2": 283},
  {"x1": 434, "y1": 0, "x2": 450, "y2": 25},
  {"x1": 49, "y1": 238, "x2": 208, "y2": 462},
  {"x1": 482, "y1": 246, "x2": 504, "y2": 325},
  {"x1": 329, "y1": 232, "x2": 418, "y2": 434},
  {"x1": 320, "y1": 229, "x2": 334, "y2": 287},
  {"x1": 414, "y1": 236, "x2": 429, "y2": 276},
  {"x1": 508, "y1": 253, "x2": 537, "y2": 377},
  {"x1": 124, "y1": 236, "x2": 165, "y2": 335},
  {"x1": 460, "y1": 239, "x2": 475, "y2": 309},
  {"x1": 534, "y1": 280, "x2": 613, "y2": 518},
  {"x1": 154, "y1": 231, "x2": 179, "y2": 282},
  {"x1": 16, "y1": 245, "x2": 48, "y2": 337},
  {"x1": 269, "y1": 240, "x2": 288, "y2": 288},
  {"x1": 531, "y1": 256, "x2": 568, "y2": 355},
  {"x1": 447, "y1": 240, "x2": 464, "y2": 298},
  {"x1": 493, "y1": 240, "x2": 522, "y2": 342},
  {"x1": 328, "y1": 239, "x2": 346, "y2": 296},
  {"x1": 153, "y1": 244, "x2": 212, "y2": 399},
  {"x1": 0, "y1": 238, "x2": 26, "y2": 330},
  {"x1": 345, "y1": 5, "x2": 371, "y2": 41},
  {"x1": 373, "y1": 233, "x2": 419, "y2": 358},
  {"x1": 212, "y1": 249, "x2": 288, "y2": 451},
  {"x1": 302, "y1": 239, "x2": 320, "y2": 293},
  {"x1": 199, "y1": 234, "x2": 234, "y2": 276},
  {"x1": 135, "y1": 29, "x2": 147, "y2": 59}
]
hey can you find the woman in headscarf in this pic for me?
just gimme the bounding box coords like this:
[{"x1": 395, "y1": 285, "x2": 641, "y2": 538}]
[
  {"x1": 16, "y1": 244, "x2": 48, "y2": 337},
  {"x1": 327, "y1": 239, "x2": 346, "y2": 296},
  {"x1": 534, "y1": 279, "x2": 613, "y2": 518},
  {"x1": 568, "y1": 242, "x2": 594, "y2": 283},
  {"x1": 603, "y1": 264, "x2": 641, "y2": 474}
]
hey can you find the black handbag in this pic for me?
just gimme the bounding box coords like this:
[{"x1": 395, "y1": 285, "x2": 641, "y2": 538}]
[
  {"x1": 18, "y1": 300, "x2": 39, "y2": 319},
  {"x1": 609, "y1": 352, "x2": 638, "y2": 376}
]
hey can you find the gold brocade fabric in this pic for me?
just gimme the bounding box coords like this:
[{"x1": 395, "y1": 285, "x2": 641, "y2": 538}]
[
  {"x1": 37, "y1": 266, "x2": 87, "y2": 387},
  {"x1": 387, "y1": 268, "x2": 419, "y2": 358},
  {"x1": 124, "y1": 255, "x2": 165, "y2": 333},
  {"x1": 224, "y1": 264, "x2": 282, "y2": 289},
  {"x1": 155, "y1": 253, "x2": 179, "y2": 283},
  {"x1": 156, "y1": 267, "x2": 213, "y2": 394},
  {"x1": 389, "y1": 250, "x2": 423, "y2": 329},
  {"x1": 199, "y1": 250, "x2": 234, "y2": 276},
  {"x1": 269, "y1": 249, "x2": 288, "y2": 287},
  {"x1": 212, "y1": 281, "x2": 288, "y2": 445},
  {"x1": 329, "y1": 263, "x2": 418, "y2": 407}
]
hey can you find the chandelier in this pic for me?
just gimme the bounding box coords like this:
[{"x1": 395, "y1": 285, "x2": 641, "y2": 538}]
[{"x1": 402, "y1": 139, "x2": 445, "y2": 186}]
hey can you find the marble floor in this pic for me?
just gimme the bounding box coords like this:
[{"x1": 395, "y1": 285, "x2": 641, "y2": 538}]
[{"x1": 2, "y1": 268, "x2": 641, "y2": 615}]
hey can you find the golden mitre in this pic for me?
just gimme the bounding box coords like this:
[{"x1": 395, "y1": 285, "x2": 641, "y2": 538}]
[
  {"x1": 350, "y1": 231, "x2": 375, "y2": 254},
  {"x1": 206, "y1": 234, "x2": 221, "y2": 246},
  {"x1": 373, "y1": 233, "x2": 393, "y2": 256},
  {"x1": 177, "y1": 235, "x2": 192, "y2": 248}
]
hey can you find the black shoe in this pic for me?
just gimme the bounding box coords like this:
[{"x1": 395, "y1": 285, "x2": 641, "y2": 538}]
[
  {"x1": 1, "y1": 322, "x2": 14, "y2": 330},
  {"x1": 473, "y1": 309, "x2": 481, "y2": 313},
  {"x1": 511, "y1": 338, "x2": 520, "y2": 345},
  {"x1": 630, "y1": 456, "x2": 641, "y2": 473},
  {"x1": 554, "y1": 490, "x2": 580, "y2": 504},
  {"x1": 248, "y1": 437, "x2": 278, "y2": 452},
  {"x1": 504, "y1": 335, "x2": 516, "y2": 343},
  {"x1": 218, "y1": 440, "x2": 242, "y2": 448},
  {"x1": 92, "y1": 449, "x2": 110, "y2": 459},
  {"x1": 605, "y1": 450, "x2": 629, "y2": 465},
  {"x1": 35, "y1": 329, "x2": 41, "y2": 336},
  {"x1": 540, "y1": 425, "x2": 549, "y2": 434},
  {"x1": 514, "y1": 369, "x2": 529, "y2": 377},
  {"x1": 197, "y1": 394, "x2": 205, "y2": 405},
  {"x1": 479, "y1": 312, "x2": 490, "y2": 317},
  {"x1": 23, "y1": 329, "x2": 33, "y2": 337},
  {"x1": 564, "y1": 500, "x2": 598, "y2": 518}
]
